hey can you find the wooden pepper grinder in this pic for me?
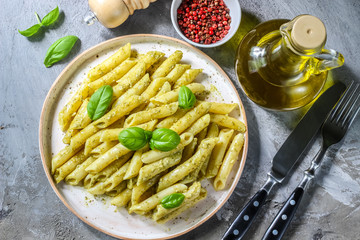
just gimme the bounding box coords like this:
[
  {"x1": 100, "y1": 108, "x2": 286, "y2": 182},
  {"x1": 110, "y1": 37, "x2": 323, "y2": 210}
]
[{"x1": 84, "y1": 0, "x2": 157, "y2": 28}]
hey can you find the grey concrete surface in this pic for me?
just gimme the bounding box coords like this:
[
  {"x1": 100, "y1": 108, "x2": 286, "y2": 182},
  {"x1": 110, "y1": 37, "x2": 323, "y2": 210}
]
[{"x1": 1, "y1": 0, "x2": 360, "y2": 239}]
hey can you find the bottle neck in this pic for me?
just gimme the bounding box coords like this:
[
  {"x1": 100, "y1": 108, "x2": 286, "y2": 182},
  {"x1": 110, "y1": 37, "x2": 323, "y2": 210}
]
[
  {"x1": 260, "y1": 33, "x2": 315, "y2": 87},
  {"x1": 272, "y1": 37, "x2": 309, "y2": 75}
]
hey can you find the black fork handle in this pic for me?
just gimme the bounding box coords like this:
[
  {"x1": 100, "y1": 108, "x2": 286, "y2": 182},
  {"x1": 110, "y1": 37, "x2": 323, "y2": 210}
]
[{"x1": 261, "y1": 187, "x2": 304, "y2": 240}]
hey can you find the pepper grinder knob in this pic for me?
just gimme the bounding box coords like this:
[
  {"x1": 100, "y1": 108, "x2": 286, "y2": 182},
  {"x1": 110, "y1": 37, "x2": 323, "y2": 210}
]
[{"x1": 85, "y1": 0, "x2": 157, "y2": 28}]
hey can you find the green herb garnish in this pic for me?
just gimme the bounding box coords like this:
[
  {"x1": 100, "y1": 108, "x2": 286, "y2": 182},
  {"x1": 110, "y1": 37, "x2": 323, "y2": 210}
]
[
  {"x1": 118, "y1": 127, "x2": 153, "y2": 151},
  {"x1": 87, "y1": 85, "x2": 113, "y2": 120},
  {"x1": 44, "y1": 35, "x2": 78, "y2": 67},
  {"x1": 149, "y1": 128, "x2": 180, "y2": 152},
  {"x1": 178, "y1": 85, "x2": 196, "y2": 109},
  {"x1": 18, "y1": 6, "x2": 59, "y2": 37},
  {"x1": 161, "y1": 193, "x2": 185, "y2": 209}
]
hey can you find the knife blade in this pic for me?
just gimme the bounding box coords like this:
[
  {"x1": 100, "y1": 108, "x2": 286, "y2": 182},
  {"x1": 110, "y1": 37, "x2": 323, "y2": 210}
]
[{"x1": 222, "y1": 82, "x2": 346, "y2": 240}]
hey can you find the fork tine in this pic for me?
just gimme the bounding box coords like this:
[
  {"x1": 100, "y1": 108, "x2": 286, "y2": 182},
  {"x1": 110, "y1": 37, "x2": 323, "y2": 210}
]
[
  {"x1": 342, "y1": 87, "x2": 360, "y2": 129},
  {"x1": 330, "y1": 82, "x2": 358, "y2": 123}
]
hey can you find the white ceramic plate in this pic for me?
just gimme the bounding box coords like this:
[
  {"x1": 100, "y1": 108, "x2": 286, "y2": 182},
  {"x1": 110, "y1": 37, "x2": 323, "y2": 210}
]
[{"x1": 39, "y1": 34, "x2": 248, "y2": 240}]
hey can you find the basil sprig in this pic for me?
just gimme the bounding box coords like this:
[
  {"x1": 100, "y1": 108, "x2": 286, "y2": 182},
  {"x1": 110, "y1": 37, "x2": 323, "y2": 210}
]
[
  {"x1": 87, "y1": 85, "x2": 113, "y2": 120},
  {"x1": 41, "y1": 6, "x2": 60, "y2": 26},
  {"x1": 44, "y1": 35, "x2": 78, "y2": 67},
  {"x1": 18, "y1": 6, "x2": 59, "y2": 37},
  {"x1": 118, "y1": 127, "x2": 153, "y2": 151},
  {"x1": 178, "y1": 86, "x2": 196, "y2": 109},
  {"x1": 161, "y1": 193, "x2": 185, "y2": 209},
  {"x1": 149, "y1": 128, "x2": 181, "y2": 152},
  {"x1": 118, "y1": 127, "x2": 180, "y2": 152}
]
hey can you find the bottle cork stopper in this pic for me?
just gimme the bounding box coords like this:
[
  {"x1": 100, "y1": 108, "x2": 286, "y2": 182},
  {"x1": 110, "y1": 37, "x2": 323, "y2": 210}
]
[{"x1": 291, "y1": 15, "x2": 327, "y2": 52}]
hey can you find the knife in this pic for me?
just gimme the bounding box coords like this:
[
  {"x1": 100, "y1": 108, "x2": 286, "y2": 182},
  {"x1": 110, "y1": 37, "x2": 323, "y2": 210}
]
[{"x1": 222, "y1": 82, "x2": 346, "y2": 240}]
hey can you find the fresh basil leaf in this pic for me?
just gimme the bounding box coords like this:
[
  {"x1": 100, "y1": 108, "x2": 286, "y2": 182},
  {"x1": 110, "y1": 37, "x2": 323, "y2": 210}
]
[
  {"x1": 144, "y1": 130, "x2": 153, "y2": 142},
  {"x1": 41, "y1": 6, "x2": 59, "y2": 26},
  {"x1": 18, "y1": 24, "x2": 42, "y2": 37},
  {"x1": 119, "y1": 127, "x2": 151, "y2": 151},
  {"x1": 87, "y1": 85, "x2": 113, "y2": 120},
  {"x1": 178, "y1": 86, "x2": 196, "y2": 109},
  {"x1": 149, "y1": 128, "x2": 180, "y2": 151},
  {"x1": 161, "y1": 193, "x2": 185, "y2": 209},
  {"x1": 44, "y1": 35, "x2": 78, "y2": 67}
]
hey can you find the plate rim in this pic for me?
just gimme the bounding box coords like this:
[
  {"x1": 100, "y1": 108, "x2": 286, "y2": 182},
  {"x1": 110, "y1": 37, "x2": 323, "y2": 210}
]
[{"x1": 38, "y1": 34, "x2": 248, "y2": 240}]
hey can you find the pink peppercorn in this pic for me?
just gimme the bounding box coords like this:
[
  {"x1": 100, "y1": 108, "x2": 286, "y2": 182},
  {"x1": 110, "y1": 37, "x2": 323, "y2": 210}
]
[{"x1": 177, "y1": 0, "x2": 231, "y2": 44}]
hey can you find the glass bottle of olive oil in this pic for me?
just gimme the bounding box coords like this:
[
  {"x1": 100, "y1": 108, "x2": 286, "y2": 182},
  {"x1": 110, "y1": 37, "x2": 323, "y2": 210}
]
[{"x1": 235, "y1": 15, "x2": 344, "y2": 110}]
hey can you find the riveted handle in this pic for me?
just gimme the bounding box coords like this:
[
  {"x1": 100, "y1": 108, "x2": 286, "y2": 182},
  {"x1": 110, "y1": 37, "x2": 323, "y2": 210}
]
[
  {"x1": 262, "y1": 187, "x2": 304, "y2": 240},
  {"x1": 222, "y1": 189, "x2": 268, "y2": 240}
]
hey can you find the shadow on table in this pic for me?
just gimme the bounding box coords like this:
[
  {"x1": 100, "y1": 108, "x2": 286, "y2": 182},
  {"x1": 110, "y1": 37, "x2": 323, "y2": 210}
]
[
  {"x1": 281, "y1": 66, "x2": 358, "y2": 239},
  {"x1": 101, "y1": 0, "x2": 166, "y2": 39}
]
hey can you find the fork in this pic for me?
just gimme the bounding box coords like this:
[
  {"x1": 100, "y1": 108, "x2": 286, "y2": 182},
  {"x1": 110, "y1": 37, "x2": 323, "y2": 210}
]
[{"x1": 262, "y1": 82, "x2": 360, "y2": 240}]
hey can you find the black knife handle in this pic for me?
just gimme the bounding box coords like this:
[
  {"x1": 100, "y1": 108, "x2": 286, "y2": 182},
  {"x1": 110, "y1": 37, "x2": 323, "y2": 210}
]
[
  {"x1": 262, "y1": 187, "x2": 305, "y2": 240},
  {"x1": 222, "y1": 189, "x2": 268, "y2": 240}
]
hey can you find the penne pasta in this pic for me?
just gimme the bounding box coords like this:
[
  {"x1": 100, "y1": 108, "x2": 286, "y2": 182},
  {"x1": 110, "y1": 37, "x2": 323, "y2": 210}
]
[
  {"x1": 129, "y1": 183, "x2": 188, "y2": 215},
  {"x1": 170, "y1": 101, "x2": 211, "y2": 134},
  {"x1": 151, "y1": 50, "x2": 183, "y2": 79},
  {"x1": 54, "y1": 149, "x2": 88, "y2": 183},
  {"x1": 173, "y1": 68, "x2": 203, "y2": 89},
  {"x1": 156, "y1": 188, "x2": 207, "y2": 224},
  {"x1": 123, "y1": 147, "x2": 149, "y2": 180},
  {"x1": 185, "y1": 114, "x2": 211, "y2": 136},
  {"x1": 52, "y1": 45, "x2": 247, "y2": 224},
  {"x1": 181, "y1": 138, "x2": 198, "y2": 164},
  {"x1": 58, "y1": 44, "x2": 132, "y2": 131},
  {"x1": 138, "y1": 151, "x2": 182, "y2": 185},
  {"x1": 111, "y1": 188, "x2": 133, "y2": 207},
  {"x1": 131, "y1": 174, "x2": 161, "y2": 206},
  {"x1": 58, "y1": 84, "x2": 91, "y2": 131},
  {"x1": 112, "y1": 73, "x2": 151, "y2": 108},
  {"x1": 150, "y1": 83, "x2": 206, "y2": 105},
  {"x1": 200, "y1": 101, "x2": 239, "y2": 115},
  {"x1": 65, "y1": 156, "x2": 97, "y2": 185},
  {"x1": 209, "y1": 113, "x2": 246, "y2": 133},
  {"x1": 200, "y1": 123, "x2": 219, "y2": 176},
  {"x1": 124, "y1": 102, "x2": 178, "y2": 127},
  {"x1": 138, "y1": 51, "x2": 165, "y2": 69},
  {"x1": 141, "y1": 77, "x2": 171, "y2": 102},
  {"x1": 206, "y1": 129, "x2": 234, "y2": 178},
  {"x1": 84, "y1": 130, "x2": 103, "y2": 155},
  {"x1": 85, "y1": 143, "x2": 131, "y2": 174},
  {"x1": 112, "y1": 63, "x2": 147, "y2": 98},
  {"x1": 90, "y1": 141, "x2": 118, "y2": 157},
  {"x1": 93, "y1": 95, "x2": 143, "y2": 128},
  {"x1": 157, "y1": 137, "x2": 218, "y2": 191},
  {"x1": 106, "y1": 181, "x2": 127, "y2": 197},
  {"x1": 99, "y1": 120, "x2": 157, "y2": 142},
  {"x1": 87, "y1": 58, "x2": 137, "y2": 97},
  {"x1": 156, "y1": 108, "x2": 188, "y2": 129},
  {"x1": 52, "y1": 145, "x2": 81, "y2": 174},
  {"x1": 214, "y1": 133, "x2": 245, "y2": 191},
  {"x1": 165, "y1": 64, "x2": 191, "y2": 85},
  {"x1": 63, "y1": 98, "x2": 91, "y2": 144},
  {"x1": 87, "y1": 43, "x2": 131, "y2": 82},
  {"x1": 127, "y1": 177, "x2": 137, "y2": 190},
  {"x1": 153, "y1": 181, "x2": 201, "y2": 221},
  {"x1": 86, "y1": 152, "x2": 133, "y2": 185},
  {"x1": 141, "y1": 132, "x2": 193, "y2": 164},
  {"x1": 103, "y1": 162, "x2": 130, "y2": 192}
]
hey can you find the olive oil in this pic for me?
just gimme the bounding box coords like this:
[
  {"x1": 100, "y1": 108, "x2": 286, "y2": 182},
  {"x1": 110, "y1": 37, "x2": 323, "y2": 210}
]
[{"x1": 235, "y1": 17, "x2": 344, "y2": 110}]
